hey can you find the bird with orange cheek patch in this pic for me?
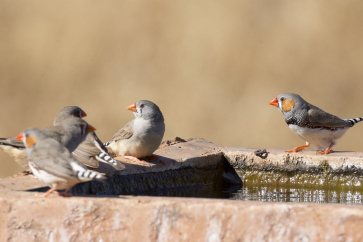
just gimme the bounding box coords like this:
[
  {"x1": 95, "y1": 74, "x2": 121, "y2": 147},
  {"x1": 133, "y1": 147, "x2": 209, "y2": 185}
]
[
  {"x1": 269, "y1": 93, "x2": 363, "y2": 154},
  {"x1": 17, "y1": 128, "x2": 106, "y2": 197},
  {"x1": 0, "y1": 106, "x2": 87, "y2": 169}
]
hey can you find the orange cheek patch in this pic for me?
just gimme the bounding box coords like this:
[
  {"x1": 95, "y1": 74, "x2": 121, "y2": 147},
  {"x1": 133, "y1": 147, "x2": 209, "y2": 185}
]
[
  {"x1": 26, "y1": 136, "x2": 37, "y2": 148},
  {"x1": 282, "y1": 100, "x2": 295, "y2": 112}
]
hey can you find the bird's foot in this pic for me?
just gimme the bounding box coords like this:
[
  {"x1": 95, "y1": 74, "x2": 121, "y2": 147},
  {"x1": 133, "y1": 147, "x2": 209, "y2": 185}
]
[
  {"x1": 37, "y1": 187, "x2": 58, "y2": 197},
  {"x1": 285, "y1": 144, "x2": 309, "y2": 153},
  {"x1": 317, "y1": 143, "x2": 334, "y2": 155},
  {"x1": 317, "y1": 148, "x2": 332, "y2": 155},
  {"x1": 146, "y1": 154, "x2": 167, "y2": 166}
]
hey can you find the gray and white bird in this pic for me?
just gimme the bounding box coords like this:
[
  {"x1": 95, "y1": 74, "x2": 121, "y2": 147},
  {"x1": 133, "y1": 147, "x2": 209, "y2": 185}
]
[
  {"x1": 104, "y1": 100, "x2": 166, "y2": 166},
  {"x1": 43, "y1": 117, "x2": 96, "y2": 152},
  {"x1": 269, "y1": 93, "x2": 363, "y2": 154},
  {"x1": 0, "y1": 106, "x2": 87, "y2": 169},
  {"x1": 17, "y1": 128, "x2": 106, "y2": 197},
  {"x1": 53, "y1": 106, "x2": 124, "y2": 170}
]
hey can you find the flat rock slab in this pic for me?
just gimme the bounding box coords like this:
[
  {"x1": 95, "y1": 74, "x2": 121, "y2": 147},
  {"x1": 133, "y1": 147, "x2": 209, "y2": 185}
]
[
  {"x1": 2, "y1": 139, "x2": 363, "y2": 240},
  {"x1": 223, "y1": 147, "x2": 363, "y2": 172},
  {"x1": 0, "y1": 138, "x2": 240, "y2": 196}
]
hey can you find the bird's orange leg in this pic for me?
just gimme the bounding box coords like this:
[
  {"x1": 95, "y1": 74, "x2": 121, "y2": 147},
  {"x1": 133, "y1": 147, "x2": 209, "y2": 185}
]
[
  {"x1": 57, "y1": 186, "x2": 74, "y2": 197},
  {"x1": 317, "y1": 143, "x2": 334, "y2": 155},
  {"x1": 285, "y1": 144, "x2": 310, "y2": 153},
  {"x1": 146, "y1": 154, "x2": 167, "y2": 166},
  {"x1": 125, "y1": 156, "x2": 151, "y2": 166},
  {"x1": 38, "y1": 186, "x2": 58, "y2": 197}
]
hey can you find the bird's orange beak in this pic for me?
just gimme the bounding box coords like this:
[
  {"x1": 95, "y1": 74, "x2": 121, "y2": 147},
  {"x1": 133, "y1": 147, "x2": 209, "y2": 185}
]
[
  {"x1": 269, "y1": 97, "x2": 279, "y2": 107},
  {"x1": 80, "y1": 110, "x2": 87, "y2": 118},
  {"x1": 16, "y1": 133, "x2": 23, "y2": 142},
  {"x1": 86, "y1": 124, "x2": 96, "y2": 133},
  {"x1": 127, "y1": 103, "x2": 137, "y2": 112}
]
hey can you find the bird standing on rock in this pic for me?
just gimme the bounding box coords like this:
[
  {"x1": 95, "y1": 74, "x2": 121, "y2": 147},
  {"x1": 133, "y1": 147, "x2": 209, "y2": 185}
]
[
  {"x1": 55, "y1": 108, "x2": 125, "y2": 170},
  {"x1": 0, "y1": 105, "x2": 124, "y2": 170},
  {"x1": 0, "y1": 106, "x2": 87, "y2": 169},
  {"x1": 104, "y1": 100, "x2": 166, "y2": 166},
  {"x1": 269, "y1": 93, "x2": 363, "y2": 154},
  {"x1": 17, "y1": 128, "x2": 106, "y2": 197}
]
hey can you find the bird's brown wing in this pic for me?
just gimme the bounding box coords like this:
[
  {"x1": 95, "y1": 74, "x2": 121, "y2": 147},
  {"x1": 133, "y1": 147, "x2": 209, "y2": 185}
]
[
  {"x1": 111, "y1": 120, "x2": 134, "y2": 142},
  {"x1": 31, "y1": 145, "x2": 76, "y2": 179},
  {"x1": 307, "y1": 106, "x2": 350, "y2": 128},
  {"x1": 72, "y1": 132, "x2": 101, "y2": 168}
]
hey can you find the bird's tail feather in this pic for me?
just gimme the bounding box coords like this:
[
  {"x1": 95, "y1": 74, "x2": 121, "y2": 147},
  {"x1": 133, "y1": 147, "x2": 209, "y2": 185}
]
[
  {"x1": 103, "y1": 141, "x2": 112, "y2": 147},
  {"x1": 347, "y1": 117, "x2": 363, "y2": 127},
  {"x1": 96, "y1": 151, "x2": 125, "y2": 170},
  {"x1": 70, "y1": 162, "x2": 106, "y2": 182}
]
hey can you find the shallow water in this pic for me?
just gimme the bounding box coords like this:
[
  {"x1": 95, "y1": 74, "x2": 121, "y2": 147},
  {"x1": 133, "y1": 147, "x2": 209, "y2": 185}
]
[
  {"x1": 229, "y1": 183, "x2": 363, "y2": 205},
  {"x1": 131, "y1": 174, "x2": 363, "y2": 205}
]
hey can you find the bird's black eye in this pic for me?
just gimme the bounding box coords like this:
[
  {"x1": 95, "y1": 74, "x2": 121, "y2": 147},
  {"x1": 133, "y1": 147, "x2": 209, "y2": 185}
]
[
  {"x1": 140, "y1": 104, "x2": 145, "y2": 108},
  {"x1": 280, "y1": 97, "x2": 285, "y2": 101}
]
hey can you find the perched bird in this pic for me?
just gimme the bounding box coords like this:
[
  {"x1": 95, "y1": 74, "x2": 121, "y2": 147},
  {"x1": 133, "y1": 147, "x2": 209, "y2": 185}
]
[
  {"x1": 104, "y1": 100, "x2": 166, "y2": 166},
  {"x1": 0, "y1": 106, "x2": 87, "y2": 169},
  {"x1": 55, "y1": 107, "x2": 125, "y2": 170},
  {"x1": 269, "y1": 93, "x2": 363, "y2": 154},
  {"x1": 17, "y1": 128, "x2": 106, "y2": 197},
  {"x1": 42, "y1": 118, "x2": 96, "y2": 152}
]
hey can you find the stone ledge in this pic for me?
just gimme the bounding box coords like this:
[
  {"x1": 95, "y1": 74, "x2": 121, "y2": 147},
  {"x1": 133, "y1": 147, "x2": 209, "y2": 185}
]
[
  {"x1": 223, "y1": 147, "x2": 363, "y2": 173},
  {"x1": 1, "y1": 195, "x2": 363, "y2": 241},
  {"x1": 2, "y1": 139, "x2": 363, "y2": 240},
  {"x1": 1, "y1": 138, "x2": 241, "y2": 196}
]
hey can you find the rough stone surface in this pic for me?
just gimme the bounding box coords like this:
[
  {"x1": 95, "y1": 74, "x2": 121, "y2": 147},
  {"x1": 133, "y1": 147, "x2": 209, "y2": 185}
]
[
  {"x1": 1, "y1": 193, "x2": 363, "y2": 241},
  {"x1": 223, "y1": 147, "x2": 363, "y2": 173},
  {"x1": 2, "y1": 138, "x2": 241, "y2": 196},
  {"x1": 2, "y1": 139, "x2": 363, "y2": 241}
]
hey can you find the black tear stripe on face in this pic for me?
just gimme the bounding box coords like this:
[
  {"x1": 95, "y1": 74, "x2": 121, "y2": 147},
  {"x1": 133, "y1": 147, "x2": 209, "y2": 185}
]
[{"x1": 80, "y1": 125, "x2": 84, "y2": 136}]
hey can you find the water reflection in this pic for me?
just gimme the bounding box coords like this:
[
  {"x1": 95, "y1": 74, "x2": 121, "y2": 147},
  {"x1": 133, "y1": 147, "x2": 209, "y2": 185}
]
[{"x1": 230, "y1": 184, "x2": 363, "y2": 205}]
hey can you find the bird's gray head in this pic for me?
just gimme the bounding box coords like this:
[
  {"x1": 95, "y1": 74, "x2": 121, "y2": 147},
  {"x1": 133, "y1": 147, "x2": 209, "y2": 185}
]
[
  {"x1": 269, "y1": 93, "x2": 308, "y2": 120},
  {"x1": 16, "y1": 128, "x2": 50, "y2": 154},
  {"x1": 54, "y1": 106, "x2": 87, "y2": 126},
  {"x1": 127, "y1": 100, "x2": 164, "y2": 122}
]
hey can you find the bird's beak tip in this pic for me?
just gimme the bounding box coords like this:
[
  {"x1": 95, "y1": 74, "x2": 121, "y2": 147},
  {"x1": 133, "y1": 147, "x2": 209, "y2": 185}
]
[
  {"x1": 16, "y1": 133, "x2": 23, "y2": 141},
  {"x1": 269, "y1": 97, "x2": 279, "y2": 107},
  {"x1": 126, "y1": 103, "x2": 137, "y2": 112}
]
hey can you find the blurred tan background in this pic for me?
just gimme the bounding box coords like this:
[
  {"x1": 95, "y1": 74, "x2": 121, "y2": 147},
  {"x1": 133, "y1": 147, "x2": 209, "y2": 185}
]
[{"x1": 1, "y1": 1, "x2": 363, "y2": 178}]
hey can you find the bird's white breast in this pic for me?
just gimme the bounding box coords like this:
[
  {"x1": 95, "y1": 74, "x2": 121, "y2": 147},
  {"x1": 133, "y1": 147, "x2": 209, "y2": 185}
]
[
  {"x1": 288, "y1": 124, "x2": 349, "y2": 150},
  {"x1": 110, "y1": 118, "x2": 165, "y2": 158},
  {"x1": 29, "y1": 161, "x2": 76, "y2": 189}
]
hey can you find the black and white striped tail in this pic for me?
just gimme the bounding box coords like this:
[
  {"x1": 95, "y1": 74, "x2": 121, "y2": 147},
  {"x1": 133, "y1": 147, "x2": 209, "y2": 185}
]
[
  {"x1": 347, "y1": 117, "x2": 363, "y2": 127},
  {"x1": 70, "y1": 162, "x2": 106, "y2": 182},
  {"x1": 96, "y1": 151, "x2": 125, "y2": 170},
  {"x1": 93, "y1": 140, "x2": 125, "y2": 170},
  {"x1": 0, "y1": 138, "x2": 25, "y2": 149},
  {"x1": 103, "y1": 141, "x2": 112, "y2": 147}
]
